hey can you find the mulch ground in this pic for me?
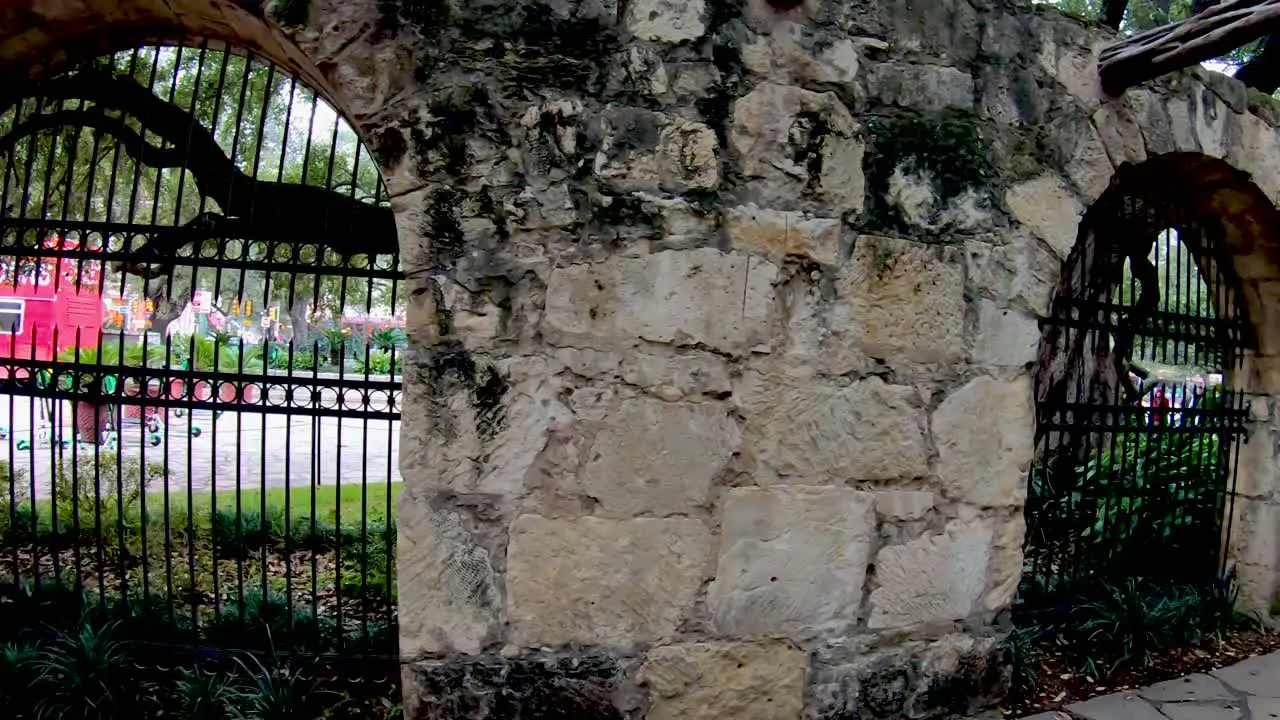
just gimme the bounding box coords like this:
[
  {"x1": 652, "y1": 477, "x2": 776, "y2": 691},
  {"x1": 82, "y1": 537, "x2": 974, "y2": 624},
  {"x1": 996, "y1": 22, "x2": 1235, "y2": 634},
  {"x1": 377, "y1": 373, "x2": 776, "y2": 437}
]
[{"x1": 1001, "y1": 628, "x2": 1280, "y2": 717}]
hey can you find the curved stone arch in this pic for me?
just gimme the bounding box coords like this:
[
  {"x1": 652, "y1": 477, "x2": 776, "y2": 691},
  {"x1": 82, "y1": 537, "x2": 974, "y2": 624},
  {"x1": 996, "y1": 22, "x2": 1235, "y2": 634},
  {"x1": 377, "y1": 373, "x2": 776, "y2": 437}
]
[{"x1": 1026, "y1": 148, "x2": 1280, "y2": 614}]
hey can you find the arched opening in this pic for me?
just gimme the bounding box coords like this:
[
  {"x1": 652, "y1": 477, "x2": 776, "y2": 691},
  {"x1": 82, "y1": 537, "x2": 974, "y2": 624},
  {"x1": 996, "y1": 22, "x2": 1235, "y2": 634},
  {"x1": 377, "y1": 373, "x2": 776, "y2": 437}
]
[
  {"x1": 1019, "y1": 153, "x2": 1280, "y2": 620},
  {"x1": 0, "y1": 39, "x2": 404, "y2": 671}
]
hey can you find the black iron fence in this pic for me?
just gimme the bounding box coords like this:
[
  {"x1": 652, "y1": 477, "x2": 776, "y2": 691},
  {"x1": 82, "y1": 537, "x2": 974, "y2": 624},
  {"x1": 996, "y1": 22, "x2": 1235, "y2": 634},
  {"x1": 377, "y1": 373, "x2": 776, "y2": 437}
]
[
  {"x1": 0, "y1": 41, "x2": 403, "y2": 667},
  {"x1": 1020, "y1": 223, "x2": 1251, "y2": 618}
]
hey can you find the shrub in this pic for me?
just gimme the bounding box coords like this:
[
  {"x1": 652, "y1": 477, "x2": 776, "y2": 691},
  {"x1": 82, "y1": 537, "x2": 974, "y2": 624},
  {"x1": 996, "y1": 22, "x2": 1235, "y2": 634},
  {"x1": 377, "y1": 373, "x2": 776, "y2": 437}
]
[
  {"x1": 174, "y1": 667, "x2": 251, "y2": 720},
  {"x1": 233, "y1": 653, "x2": 335, "y2": 720},
  {"x1": 28, "y1": 621, "x2": 145, "y2": 719},
  {"x1": 201, "y1": 591, "x2": 331, "y2": 654},
  {"x1": 211, "y1": 509, "x2": 271, "y2": 558}
]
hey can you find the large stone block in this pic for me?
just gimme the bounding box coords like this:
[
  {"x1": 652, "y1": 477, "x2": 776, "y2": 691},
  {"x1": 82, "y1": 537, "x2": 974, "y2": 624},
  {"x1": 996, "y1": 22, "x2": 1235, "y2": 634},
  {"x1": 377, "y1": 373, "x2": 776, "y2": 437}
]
[
  {"x1": 543, "y1": 248, "x2": 777, "y2": 355},
  {"x1": 730, "y1": 82, "x2": 864, "y2": 212},
  {"x1": 639, "y1": 641, "x2": 808, "y2": 720},
  {"x1": 506, "y1": 515, "x2": 712, "y2": 647},
  {"x1": 933, "y1": 375, "x2": 1035, "y2": 507},
  {"x1": 625, "y1": 0, "x2": 707, "y2": 43},
  {"x1": 398, "y1": 494, "x2": 501, "y2": 657},
  {"x1": 868, "y1": 520, "x2": 993, "y2": 629},
  {"x1": 725, "y1": 204, "x2": 844, "y2": 266},
  {"x1": 836, "y1": 236, "x2": 965, "y2": 364},
  {"x1": 973, "y1": 300, "x2": 1039, "y2": 368},
  {"x1": 1004, "y1": 174, "x2": 1082, "y2": 259},
  {"x1": 740, "y1": 373, "x2": 929, "y2": 482},
  {"x1": 707, "y1": 486, "x2": 876, "y2": 638},
  {"x1": 864, "y1": 62, "x2": 975, "y2": 112},
  {"x1": 596, "y1": 106, "x2": 719, "y2": 193},
  {"x1": 403, "y1": 651, "x2": 624, "y2": 720},
  {"x1": 579, "y1": 397, "x2": 742, "y2": 517}
]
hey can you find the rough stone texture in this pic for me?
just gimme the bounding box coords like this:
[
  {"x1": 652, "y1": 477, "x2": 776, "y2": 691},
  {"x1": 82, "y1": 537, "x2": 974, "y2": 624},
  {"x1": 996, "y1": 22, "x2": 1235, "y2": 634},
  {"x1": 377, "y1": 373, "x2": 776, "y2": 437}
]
[
  {"x1": 973, "y1": 300, "x2": 1040, "y2": 368},
  {"x1": 875, "y1": 491, "x2": 936, "y2": 521},
  {"x1": 1005, "y1": 174, "x2": 1084, "y2": 259},
  {"x1": 725, "y1": 204, "x2": 844, "y2": 266},
  {"x1": 639, "y1": 641, "x2": 808, "y2": 720},
  {"x1": 933, "y1": 376, "x2": 1036, "y2": 507},
  {"x1": 730, "y1": 82, "x2": 865, "y2": 212},
  {"x1": 739, "y1": 373, "x2": 929, "y2": 483},
  {"x1": 868, "y1": 520, "x2": 994, "y2": 629},
  {"x1": 543, "y1": 248, "x2": 777, "y2": 355},
  {"x1": 625, "y1": 0, "x2": 706, "y2": 43},
  {"x1": 578, "y1": 397, "x2": 741, "y2": 517},
  {"x1": 505, "y1": 515, "x2": 711, "y2": 647},
  {"x1": 1212, "y1": 652, "x2": 1280, "y2": 698},
  {"x1": 596, "y1": 107, "x2": 720, "y2": 193},
  {"x1": 707, "y1": 486, "x2": 876, "y2": 638},
  {"x1": 403, "y1": 652, "x2": 624, "y2": 720},
  {"x1": 838, "y1": 236, "x2": 966, "y2": 364},
  {"x1": 397, "y1": 492, "x2": 501, "y2": 657}
]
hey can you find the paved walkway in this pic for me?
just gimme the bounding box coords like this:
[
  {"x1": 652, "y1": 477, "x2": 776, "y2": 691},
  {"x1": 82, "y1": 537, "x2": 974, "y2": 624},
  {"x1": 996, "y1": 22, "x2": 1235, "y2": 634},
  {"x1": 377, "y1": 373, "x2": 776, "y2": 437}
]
[{"x1": 1023, "y1": 651, "x2": 1280, "y2": 720}]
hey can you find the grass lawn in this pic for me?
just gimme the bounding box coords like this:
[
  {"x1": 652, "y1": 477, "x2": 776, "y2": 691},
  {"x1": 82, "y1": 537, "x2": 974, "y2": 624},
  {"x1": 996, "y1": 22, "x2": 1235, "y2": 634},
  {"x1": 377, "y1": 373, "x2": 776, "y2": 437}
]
[{"x1": 156, "y1": 481, "x2": 402, "y2": 528}]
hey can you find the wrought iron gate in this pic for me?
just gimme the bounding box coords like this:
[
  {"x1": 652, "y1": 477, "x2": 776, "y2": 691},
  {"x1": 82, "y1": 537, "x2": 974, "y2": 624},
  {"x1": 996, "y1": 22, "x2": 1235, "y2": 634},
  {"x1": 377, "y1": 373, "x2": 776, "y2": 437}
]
[
  {"x1": 1020, "y1": 210, "x2": 1252, "y2": 613},
  {"x1": 0, "y1": 43, "x2": 402, "y2": 659}
]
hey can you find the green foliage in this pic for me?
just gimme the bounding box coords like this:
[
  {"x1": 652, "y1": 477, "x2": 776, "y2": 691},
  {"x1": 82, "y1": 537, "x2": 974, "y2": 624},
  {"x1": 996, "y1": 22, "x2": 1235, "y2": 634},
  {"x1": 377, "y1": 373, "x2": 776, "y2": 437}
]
[
  {"x1": 1024, "y1": 430, "x2": 1224, "y2": 600},
  {"x1": 0, "y1": 641, "x2": 39, "y2": 714},
  {"x1": 365, "y1": 350, "x2": 398, "y2": 375},
  {"x1": 1004, "y1": 627, "x2": 1040, "y2": 697},
  {"x1": 232, "y1": 654, "x2": 333, "y2": 720},
  {"x1": 369, "y1": 328, "x2": 406, "y2": 353},
  {"x1": 174, "y1": 668, "x2": 252, "y2": 720},
  {"x1": 188, "y1": 334, "x2": 244, "y2": 372},
  {"x1": 28, "y1": 622, "x2": 144, "y2": 719},
  {"x1": 202, "y1": 592, "x2": 329, "y2": 654},
  {"x1": 1058, "y1": 574, "x2": 1259, "y2": 676}
]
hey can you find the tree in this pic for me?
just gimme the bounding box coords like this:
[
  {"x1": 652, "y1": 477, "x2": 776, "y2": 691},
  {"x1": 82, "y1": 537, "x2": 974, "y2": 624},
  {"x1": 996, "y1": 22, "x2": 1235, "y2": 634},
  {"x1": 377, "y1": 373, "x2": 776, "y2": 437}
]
[
  {"x1": 1060, "y1": 0, "x2": 1280, "y2": 94},
  {"x1": 0, "y1": 44, "x2": 397, "y2": 339}
]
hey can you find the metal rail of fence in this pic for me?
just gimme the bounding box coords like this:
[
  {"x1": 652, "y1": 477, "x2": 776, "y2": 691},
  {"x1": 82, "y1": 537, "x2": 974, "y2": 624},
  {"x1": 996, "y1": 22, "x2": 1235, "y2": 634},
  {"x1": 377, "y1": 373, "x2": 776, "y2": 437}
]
[{"x1": 0, "y1": 41, "x2": 403, "y2": 664}]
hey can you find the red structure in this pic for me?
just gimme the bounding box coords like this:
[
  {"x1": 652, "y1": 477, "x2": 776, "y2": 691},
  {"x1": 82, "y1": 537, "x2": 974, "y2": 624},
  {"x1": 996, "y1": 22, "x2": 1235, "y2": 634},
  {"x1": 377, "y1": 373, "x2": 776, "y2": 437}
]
[{"x1": 0, "y1": 235, "x2": 104, "y2": 361}]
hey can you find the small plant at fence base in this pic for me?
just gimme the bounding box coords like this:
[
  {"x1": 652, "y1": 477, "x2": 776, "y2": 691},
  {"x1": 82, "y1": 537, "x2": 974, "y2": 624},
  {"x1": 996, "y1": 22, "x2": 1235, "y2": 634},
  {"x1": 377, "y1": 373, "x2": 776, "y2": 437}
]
[
  {"x1": 1011, "y1": 571, "x2": 1262, "y2": 695},
  {"x1": 0, "y1": 616, "x2": 400, "y2": 720}
]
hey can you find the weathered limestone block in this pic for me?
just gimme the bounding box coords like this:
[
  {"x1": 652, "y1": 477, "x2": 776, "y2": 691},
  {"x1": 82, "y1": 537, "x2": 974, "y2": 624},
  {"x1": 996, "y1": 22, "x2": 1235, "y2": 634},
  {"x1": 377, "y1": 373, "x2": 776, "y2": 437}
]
[
  {"x1": 836, "y1": 236, "x2": 965, "y2": 363},
  {"x1": 596, "y1": 106, "x2": 719, "y2": 193},
  {"x1": 625, "y1": 0, "x2": 706, "y2": 43},
  {"x1": 415, "y1": 370, "x2": 572, "y2": 497},
  {"x1": 1229, "y1": 112, "x2": 1280, "y2": 205},
  {"x1": 868, "y1": 519, "x2": 993, "y2": 629},
  {"x1": 707, "y1": 486, "x2": 875, "y2": 638},
  {"x1": 875, "y1": 490, "x2": 935, "y2": 521},
  {"x1": 984, "y1": 512, "x2": 1027, "y2": 612},
  {"x1": 739, "y1": 23, "x2": 866, "y2": 85},
  {"x1": 1092, "y1": 102, "x2": 1147, "y2": 168},
  {"x1": 965, "y1": 234, "x2": 1059, "y2": 318},
  {"x1": 884, "y1": 166, "x2": 990, "y2": 233},
  {"x1": 543, "y1": 248, "x2": 777, "y2": 355},
  {"x1": 640, "y1": 641, "x2": 808, "y2": 720},
  {"x1": 1235, "y1": 424, "x2": 1279, "y2": 499},
  {"x1": 398, "y1": 493, "x2": 501, "y2": 657},
  {"x1": 933, "y1": 375, "x2": 1035, "y2": 507},
  {"x1": 520, "y1": 98, "x2": 587, "y2": 185},
  {"x1": 506, "y1": 515, "x2": 712, "y2": 647},
  {"x1": 864, "y1": 62, "x2": 975, "y2": 112},
  {"x1": 619, "y1": 349, "x2": 732, "y2": 399},
  {"x1": 579, "y1": 396, "x2": 741, "y2": 517},
  {"x1": 973, "y1": 299, "x2": 1039, "y2": 368},
  {"x1": 730, "y1": 82, "x2": 865, "y2": 212},
  {"x1": 725, "y1": 203, "x2": 843, "y2": 266},
  {"x1": 739, "y1": 373, "x2": 929, "y2": 483},
  {"x1": 1004, "y1": 174, "x2": 1082, "y2": 259}
]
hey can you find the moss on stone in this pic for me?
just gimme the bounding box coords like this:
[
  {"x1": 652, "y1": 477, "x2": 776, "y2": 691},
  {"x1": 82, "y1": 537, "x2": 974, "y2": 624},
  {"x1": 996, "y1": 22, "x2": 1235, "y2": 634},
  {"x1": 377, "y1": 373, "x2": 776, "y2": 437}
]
[{"x1": 863, "y1": 112, "x2": 993, "y2": 232}]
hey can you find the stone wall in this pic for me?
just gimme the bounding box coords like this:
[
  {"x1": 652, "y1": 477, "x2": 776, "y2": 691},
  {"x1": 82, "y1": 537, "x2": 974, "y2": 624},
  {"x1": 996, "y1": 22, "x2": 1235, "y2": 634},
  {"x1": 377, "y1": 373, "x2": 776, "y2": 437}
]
[
  {"x1": 8, "y1": 0, "x2": 1280, "y2": 717},
  {"x1": 290, "y1": 0, "x2": 1280, "y2": 716}
]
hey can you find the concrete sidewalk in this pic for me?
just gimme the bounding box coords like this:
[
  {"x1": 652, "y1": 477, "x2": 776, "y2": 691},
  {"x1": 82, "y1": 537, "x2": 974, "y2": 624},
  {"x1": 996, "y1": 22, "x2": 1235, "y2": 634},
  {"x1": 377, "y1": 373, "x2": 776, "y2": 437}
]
[{"x1": 1022, "y1": 651, "x2": 1279, "y2": 720}]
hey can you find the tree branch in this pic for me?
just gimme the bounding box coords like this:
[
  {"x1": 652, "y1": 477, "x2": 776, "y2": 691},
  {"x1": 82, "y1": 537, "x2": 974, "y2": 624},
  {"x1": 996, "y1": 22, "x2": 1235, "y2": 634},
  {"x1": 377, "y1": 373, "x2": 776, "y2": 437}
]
[
  {"x1": 1098, "y1": 0, "x2": 1280, "y2": 94},
  {"x1": 0, "y1": 108, "x2": 187, "y2": 171},
  {"x1": 1101, "y1": 0, "x2": 1131, "y2": 30}
]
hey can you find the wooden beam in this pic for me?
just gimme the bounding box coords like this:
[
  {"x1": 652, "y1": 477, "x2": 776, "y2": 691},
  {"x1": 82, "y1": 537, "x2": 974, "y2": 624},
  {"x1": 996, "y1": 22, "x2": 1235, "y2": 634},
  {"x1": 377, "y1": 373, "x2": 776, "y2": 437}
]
[{"x1": 1098, "y1": 0, "x2": 1280, "y2": 94}]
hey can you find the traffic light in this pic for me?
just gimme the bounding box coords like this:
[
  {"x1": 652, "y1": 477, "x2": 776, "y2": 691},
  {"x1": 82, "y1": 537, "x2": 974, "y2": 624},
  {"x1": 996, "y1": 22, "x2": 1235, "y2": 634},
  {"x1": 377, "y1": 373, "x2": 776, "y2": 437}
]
[
  {"x1": 232, "y1": 299, "x2": 240, "y2": 315},
  {"x1": 269, "y1": 306, "x2": 278, "y2": 321},
  {"x1": 244, "y1": 299, "x2": 252, "y2": 317}
]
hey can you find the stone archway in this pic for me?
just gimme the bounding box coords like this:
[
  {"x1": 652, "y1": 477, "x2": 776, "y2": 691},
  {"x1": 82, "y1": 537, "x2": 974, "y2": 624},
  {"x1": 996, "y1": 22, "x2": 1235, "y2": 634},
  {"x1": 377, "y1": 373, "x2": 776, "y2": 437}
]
[{"x1": 1023, "y1": 152, "x2": 1280, "y2": 615}]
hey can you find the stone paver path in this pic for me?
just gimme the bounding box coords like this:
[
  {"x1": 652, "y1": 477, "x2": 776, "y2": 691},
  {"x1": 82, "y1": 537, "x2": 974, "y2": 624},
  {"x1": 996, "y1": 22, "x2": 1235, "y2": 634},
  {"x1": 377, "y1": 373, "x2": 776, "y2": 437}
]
[{"x1": 1023, "y1": 652, "x2": 1280, "y2": 720}]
